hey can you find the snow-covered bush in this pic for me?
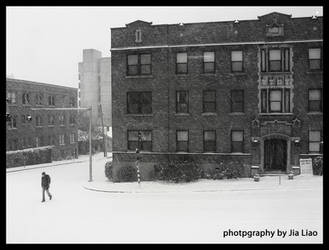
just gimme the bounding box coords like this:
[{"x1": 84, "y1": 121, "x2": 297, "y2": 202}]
[
  {"x1": 313, "y1": 156, "x2": 323, "y2": 175},
  {"x1": 105, "y1": 161, "x2": 113, "y2": 181},
  {"x1": 6, "y1": 147, "x2": 52, "y2": 168},
  {"x1": 116, "y1": 165, "x2": 137, "y2": 182},
  {"x1": 157, "y1": 160, "x2": 202, "y2": 183}
]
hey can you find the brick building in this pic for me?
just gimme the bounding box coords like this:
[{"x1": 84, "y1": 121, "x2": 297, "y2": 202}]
[
  {"x1": 6, "y1": 78, "x2": 79, "y2": 161},
  {"x1": 111, "y1": 12, "x2": 323, "y2": 179}
]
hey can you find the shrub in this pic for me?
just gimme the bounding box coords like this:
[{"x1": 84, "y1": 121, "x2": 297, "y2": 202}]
[
  {"x1": 313, "y1": 156, "x2": 323, "y2": 176},
  {"x1": 157, "y1": 160, "x2": 202, "y2": 183},
  {"x1": 105, "y1": 161, "x2": 113, "y2": 181},
  {"x1": 202, "y1": 161, "x2": 243, "y2": 179},
  {"x1": 117, "y1": 165, "x2": 137, "y2": 182}
]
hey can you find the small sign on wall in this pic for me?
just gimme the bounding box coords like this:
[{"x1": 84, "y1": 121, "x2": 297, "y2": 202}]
[{"x1": 299, "y1": 158, "x2": 313, "y2": 175}]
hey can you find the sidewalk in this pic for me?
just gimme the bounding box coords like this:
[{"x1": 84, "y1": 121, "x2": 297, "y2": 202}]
[
  {"x1": 6, "y1": 153, "x2": 112, "y2": 173},
  {"x1": 83, "y1": 174, "x2": 322, "y2": 194}
]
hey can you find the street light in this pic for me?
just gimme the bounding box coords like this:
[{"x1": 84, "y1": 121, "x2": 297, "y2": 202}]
[{"x1": 31, "y1": 106, "x2": 93, "y2": 182}]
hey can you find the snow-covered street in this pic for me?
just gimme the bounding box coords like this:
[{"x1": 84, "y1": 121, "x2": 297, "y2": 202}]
[{"x1": 6, "y1": 154, "x2": 323, "y2": 243}]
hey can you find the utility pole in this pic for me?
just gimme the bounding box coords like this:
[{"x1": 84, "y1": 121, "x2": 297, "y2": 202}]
[{"x1": 99, "y1": 103, "x2": 107, "y2": 157}]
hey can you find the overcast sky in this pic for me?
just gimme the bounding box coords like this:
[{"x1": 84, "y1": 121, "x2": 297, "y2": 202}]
[{"x1": 6, "y1": 6, "x2": 323, "y2": 88}]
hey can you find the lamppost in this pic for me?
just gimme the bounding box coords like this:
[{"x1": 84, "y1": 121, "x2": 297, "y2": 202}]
[{"x1": 31, "y1": 106, "x2": 93, "y2": 182}]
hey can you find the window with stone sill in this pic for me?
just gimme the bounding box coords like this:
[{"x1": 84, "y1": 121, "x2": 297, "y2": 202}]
[
  {"x1": 176, "y1": 130, "x2": 189, "y2": 152},
  {"x1": 231, "y1": 130, "x2": 244, "y2": 153},
  {"x1": 22, "y1": 92, "x2": 31, "y2": 105},
  {"x1": 127, "y1": 91, "x2": 152, "y2": 114},
  {"x1": 308, "y1": 48, "x2": 322, "y2": 71},
  {"x1": 203, "y1": 52, "x2": 215, "y2": 73},
  {"x1": 260, "y1": 88, "x2": 291, "y2": 113},
  {"x1": 260, "y1": 47, "x2": 290, "y2": 72},
  {"x1": 231, "y1": 51, "x2": 243, "y2": 72},
  {"x1": 8, "y1": 115, "x2": 17, "y2": 129},
  {"x1": 204, "y1": 130, "x2": 216, "y2": 152},
  {"x1": 36, "y1": 93, "x2": 43, "y2": 105},
  {"x1": 308, "y1": 89, "x2": 322, "y2": 112},
  {"x1": 7, "y1": 91, "x2": 17, "y2": 104},
  {"x1": 176, "y1": 90, "x2": 189, "y2": 113},
  {"x1": 230, "y1": 90, "x2": 244, "y2": 113},
  {"x1": 176, "y1": 52, "x2": 188, "y2": 74},
  {"x1": 127, "y1": 54, "x2": 151, "y2": 76},
  {"x1": 127, "y1": 130, "x2": 152, "y2": 151},
  {"x1": 203, "y1": 90, "x2": 216, "y2": 113},
  {"x1": 309, "y1": 130, "x2": 322, "y2": 153}
]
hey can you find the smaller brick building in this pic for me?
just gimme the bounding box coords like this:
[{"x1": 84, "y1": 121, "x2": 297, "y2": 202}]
[{"x1": 6, "y1": 78, "x2": 79, "y2": 164}]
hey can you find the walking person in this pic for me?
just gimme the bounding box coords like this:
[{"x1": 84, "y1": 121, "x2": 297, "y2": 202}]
[{"x1": 41, "y1": 172, "x2": 52, "y2": 202}]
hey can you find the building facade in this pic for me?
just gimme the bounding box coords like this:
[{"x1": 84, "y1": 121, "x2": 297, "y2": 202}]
[
  {"x1": 111, "y1": 12, "x2": 323, "y2": 179},
  {"x1": 78, "y1": 49, "x2": 112, "y2": 127},
  {"x1": 6, "y1": 78, "x2": 78, "y2": 161}
]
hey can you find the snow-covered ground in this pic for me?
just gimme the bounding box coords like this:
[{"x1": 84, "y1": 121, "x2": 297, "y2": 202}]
[{"x1": 6, "y1": 154, "x2": 322, "y2": 243}]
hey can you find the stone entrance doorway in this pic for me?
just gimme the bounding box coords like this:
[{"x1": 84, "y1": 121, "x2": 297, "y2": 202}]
[{"x1": 264, "y1": 139, "x2": 287, "y2": 172}]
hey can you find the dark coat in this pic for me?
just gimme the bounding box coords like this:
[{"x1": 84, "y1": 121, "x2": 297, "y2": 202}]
[{"x1": 41, "y1": 174, "x2": 51, "y2": 189}]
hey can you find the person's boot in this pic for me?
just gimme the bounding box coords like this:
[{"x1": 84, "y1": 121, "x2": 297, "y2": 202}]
[
  {"x1": 49, "y1": 195, "x2": 52, "y2": 200},
  {"x1": 41, "y1": 200, "x2": 45, "y2": 202}
]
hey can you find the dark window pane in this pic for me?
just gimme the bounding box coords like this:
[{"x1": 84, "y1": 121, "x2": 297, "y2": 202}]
[
  {"x1": 232, "y1": 61, "x2": 243, "y2": 72},
  {"x1": 142, "y1": 141, "x2": 152, "y2": 151},
  {"x1": 232, "y1": 142, "x2": 243, "y2": 153},
  {"x1": 309, "y1": 60, "x2": 321, "y2": 70},
  {"x1": 204, "y1": 141, "x2": 216, "y2": 152},
  {"x1": 141, "y1": 54, "x2": 151, "y2": 64},
  {"x1": 128, "y1": 65, "x2": 138, "y2": 75},
  {"x1": 269, "y1": 61, "x2": 281, "y2": 71},
  {"x1": 204, "y1": 102, "x2": 216, "y2": 112},
  {"x1": 176, "y1": 63, "x2": 187, "y2": 74},
  {"x1": 177, "y1": 141, "x2": 188, "y2": 152},
  {"x1": 261, "y1": 90, "x2": 267, "y2": 113},
  {"x1": 128, "y1": 141, "x2": 138, "y2": 151},
  {"x1": 309, "y1": 101, "x2": 321, "y2": 112},
  {"x1": 204, "y1": 91, "x2": 215, "y2": 101},
  {"x1": 141, "y1": 65, "x2": 151, "y2": 75},
  {"x1": 204, "y1": 62, "x2": 215, "y2": 73}
]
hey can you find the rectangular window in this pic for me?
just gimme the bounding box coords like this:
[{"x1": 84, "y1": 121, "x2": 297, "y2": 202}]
[
  {"x1": 204, "y1": 130, "x2": 216, "y2": 152},
  {"x1": 8, "y1": 115, "x2": 17, "y2": 129},
  {"x1": 176, "y1": 91, "x2": 188, "y2": 113},
  {"x1": 69, "y1": 115, "x2": 76, "y2": 125},
  {"x1": 48, "y1": 95, "x2": 55, "y2": 106},
  {"x1": 48, "y1": 115, "x2": 55, "y2": 126},
  {"x1": 127, "y1": 54, "x2": 152, "y2": 75},
  {"x1": 231, "y1": 51, "x2": 243, "y2": 72},
  {"x1": 127, "y1": 92, "x2": 152, "y2": 114},
  {"x1": 59, "y1": 134, "x2": 65, "y2": 146},
  {"x1": 203, "y1": 52, "x2": 215, "y2": 73},
  {"x1": 309, "y1": 48, "x2": 322, "y2": 70},
  {"x1": 283, "y1": 48, "x2": 290, "y2": 72},
  {"x1": 269, "y1": 90, "x2": 282, "y2": 112},
  {"x1": 261, "y1": 89, "x2": 268, "y2": 113},
  {"x1": 36, "y1": 115, "x2": 43, "y2": 127},
  {"x1": 36, "y1": 93, "x2": 43, "y2": 105},
  {"x1": 203, "y1": 90, "x2": 216, "y2": 113},
  {"x1": 59, "y1": 114, "x2": 65, "y2": 126},
  {"x1": 127, "y1": 130, "x2": 152, "y2": 151},
  {"x1": 269, "y1": 49, "x2": 281, "y2": 72},
  {"x1": 176, "y1": 52, "x2": 188, "y2": 74},
  {"x1": 22, "y1": 93, "x2": 30, "y2": 105},
  {"x1": 7, "y1": 91, "x2": 17, "y2": 104},
  {"x1": 261, "y1": 49, "x2": 266, "y2": 72},
  {"x1": 70, "y1": 134, "x2": 75, "y2": 144},
  {"x1": 231, "y1": 90, "x2": 244, "y2": 113},
  {"x1": 176, "y1": 130, "x2": 189, "y2": 152},
  {"x1": 231, "y1": 130, "x2": 244, "y2": 153},
  {"x1": 308, "y1": 89, "x2": 322, "y2": 112},
  {"x1": 140, "y1": 54, "x2": 151, "y2": 75},
  {"x1": 309, "y1": 130, "x2": 322, "y2": 153}
]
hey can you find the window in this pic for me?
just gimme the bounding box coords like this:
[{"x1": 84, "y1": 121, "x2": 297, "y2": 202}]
[
  {"x1": 59, "y1": 134, "x2": 65, "y2": 146},
  {"x1": 48, "y1": 95, "x2": 55, "y2": 106},
  {"x1": 135, "y1": 29, "x2": 142, "y2": 43},
  {"x1": 69, "y1": 115, "x2": 76, "y2": 125},
  {"x1": 9, "y1": 139, "x2": 18, "y2": 151},
  {"x1": 7, "y1": 91, "x2": 16, "y2": 104},
  {"x1": 22, "y1": 92, "x2": 30, "y2": 105},
  {"x1": 204, "y1": 130, "x2": 216, "y2": 152},
  {"x1": 70, "y1": 133, "x2": 76, "y2": 144},
  {"x1": 176, "y1": 91, "x2": 188, "y2": 113},
  {"x1": 70, "y1": 97, "x2": 76, "y2": 107},
  {"x1": 36, "y1": 93, "x2": 43, "y2": 105},
  {"x1": 308, "y1": 89, "x2": 322, "y2": 112},
  {"x1": 309, "y1": 130, "x2": 322, "y2": 153},
  {"x1": 269, "y1": 49, "x2": 281, "y2": 72},
  {"x1": 176, "y1": 130, "x2": 188, "y2": 152},
  {"x1": 127, "y1": 130, "x2": 152, "y2": 151},
  {"x1": 231, "y1": 90, "x2": 244, "y2": 112},
  {"x1": 127, "y1": 92, "x2": 152, "y2": 114},
  {"x1": 309, "y1": 48, "x2": 322, "y2": 70},
  {"x1": 59, "y1": 114, "x2": 65, "y2": 126},
  {"x1": 36, "y1": 115, "x2": 43, "y2": 127},
  {"x1": 35, "y1": 137, "x2": 39, "y2": 147},
  {"x1": 48, "y1": 135, "x2": 56, "y2": 146},
  {"x1": 48, "y1": 115, "x2": 55, "y2": 126},
  {"x1": 261, "y1": 88, "x2": 291, "y2": 113},
  {"x1": 203, "y1": 52, "x2": 215, "y2": 73},
  {"x1": 203, "y1": 90, "x2": 216, "y2": 113},
  {"x1": 231, "y1": 130, "x2": 244, "y2": 153},
  {"x1": 176, "y1": 52, "x2": 188, "y2": 74},
  {"x1": 261, "y1": 48, "x2": 290, "y2": 72},
  {"x1": 127, "y1": 54, "x2": 152, "y2": 75},
  {"x1": 269, "y1": 90, "x2": 282, "y2": 112},
  {"x1": 8, "y1": 115, "x2": 17, "y2": 129},
  {"x1": 231, "y1": 51, "x2": 243, "y2": 72}
]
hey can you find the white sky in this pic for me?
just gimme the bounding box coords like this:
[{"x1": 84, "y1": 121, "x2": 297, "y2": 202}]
[{"x1": 6, "y1": 6, "x2": 323, "y2": 88}]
